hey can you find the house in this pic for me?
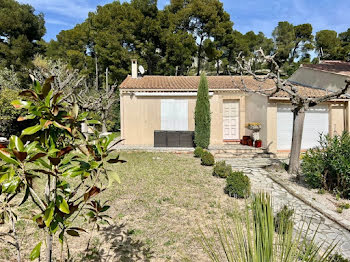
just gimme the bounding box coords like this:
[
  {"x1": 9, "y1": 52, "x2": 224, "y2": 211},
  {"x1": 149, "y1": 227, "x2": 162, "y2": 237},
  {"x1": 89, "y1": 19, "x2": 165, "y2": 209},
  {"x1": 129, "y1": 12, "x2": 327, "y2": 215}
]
[{"x1": 119, "y1": 60, "x2": 350, "y2": 153}]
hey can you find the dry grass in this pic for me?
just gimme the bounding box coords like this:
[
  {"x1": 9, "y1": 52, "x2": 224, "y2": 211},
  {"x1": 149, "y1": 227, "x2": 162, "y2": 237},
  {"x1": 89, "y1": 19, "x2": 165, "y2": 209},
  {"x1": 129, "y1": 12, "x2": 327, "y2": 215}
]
[{"x1": 0, "y1": 152, "x2": 244, "y2": 261}]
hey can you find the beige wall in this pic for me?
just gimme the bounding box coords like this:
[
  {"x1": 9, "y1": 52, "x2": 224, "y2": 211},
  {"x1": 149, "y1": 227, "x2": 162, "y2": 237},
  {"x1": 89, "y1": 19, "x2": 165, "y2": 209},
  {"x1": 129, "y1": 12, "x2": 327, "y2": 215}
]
[
  {"x1": 329, "y1": 102, "x2": 346, "y2": 136},
  {"x1": 266, "y1": 102, "x2": 278, "y2": 153},
  {"x1": 245, "y1": 93, "x2": 268, "y2": 146},
  {"x1": 120, "y1": 91, "x2": 247, "y2": 146}
]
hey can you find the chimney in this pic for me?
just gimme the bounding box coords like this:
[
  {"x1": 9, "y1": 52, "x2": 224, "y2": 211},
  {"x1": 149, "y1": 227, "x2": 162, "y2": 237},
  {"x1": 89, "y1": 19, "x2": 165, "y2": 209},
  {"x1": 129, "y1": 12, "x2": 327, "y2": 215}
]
[{"x1": 131, "y1": 59, "x2": 137, "y2": 78}]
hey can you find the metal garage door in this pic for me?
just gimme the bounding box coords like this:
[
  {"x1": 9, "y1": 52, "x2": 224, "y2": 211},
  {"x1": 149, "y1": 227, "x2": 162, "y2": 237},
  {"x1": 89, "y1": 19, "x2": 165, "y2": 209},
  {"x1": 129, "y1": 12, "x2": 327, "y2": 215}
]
[{"x1": 277, "y1": 104, "x2": 329, "y2": 150}]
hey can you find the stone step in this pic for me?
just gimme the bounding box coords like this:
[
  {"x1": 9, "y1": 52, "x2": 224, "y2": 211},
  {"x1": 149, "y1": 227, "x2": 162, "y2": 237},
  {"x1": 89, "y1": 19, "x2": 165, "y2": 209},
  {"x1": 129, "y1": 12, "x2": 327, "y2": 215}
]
[{"x1": 214, "y1": 152, "x2": 273, "y2": 159}]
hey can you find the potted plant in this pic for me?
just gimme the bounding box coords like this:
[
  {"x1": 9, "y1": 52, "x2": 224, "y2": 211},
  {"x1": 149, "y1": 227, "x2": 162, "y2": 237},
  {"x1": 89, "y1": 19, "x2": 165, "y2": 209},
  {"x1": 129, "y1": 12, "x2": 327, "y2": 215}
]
[{"x1": 245, "y1": 122, "x2": 261, "y2": 142}]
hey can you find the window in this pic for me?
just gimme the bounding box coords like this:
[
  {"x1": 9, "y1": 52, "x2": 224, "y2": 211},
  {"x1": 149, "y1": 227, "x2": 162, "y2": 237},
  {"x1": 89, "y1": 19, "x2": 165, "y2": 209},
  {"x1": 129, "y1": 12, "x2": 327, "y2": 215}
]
[{"x1": 161, "y1": 99, "x2": 188, "y2": 131}]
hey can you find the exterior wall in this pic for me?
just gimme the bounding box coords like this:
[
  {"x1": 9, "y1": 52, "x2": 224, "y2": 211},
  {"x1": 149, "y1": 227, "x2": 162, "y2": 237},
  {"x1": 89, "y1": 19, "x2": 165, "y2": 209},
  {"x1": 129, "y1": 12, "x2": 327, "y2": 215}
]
[
  {"x1": 120, "y1": 91, "x2": 247, "y2": 146},
  {"x1": 289, "y1": 67, "x2": 348, "y2": 92},
  {"x1": 245, "y1": 93, "x2": 268, "y2": 147},
  {"x1": 266, "y1": 102, "x2": 278, "y2": 153},
  {"x1": 329, "y1": 102, "x2": 346, "y2": 136}
]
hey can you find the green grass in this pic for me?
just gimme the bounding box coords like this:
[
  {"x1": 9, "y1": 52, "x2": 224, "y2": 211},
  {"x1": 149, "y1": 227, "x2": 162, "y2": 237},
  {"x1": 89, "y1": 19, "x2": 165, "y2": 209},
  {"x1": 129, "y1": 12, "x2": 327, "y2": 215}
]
[{"x1": 0, "y1": 152, "x2": 243, "y2": 261}]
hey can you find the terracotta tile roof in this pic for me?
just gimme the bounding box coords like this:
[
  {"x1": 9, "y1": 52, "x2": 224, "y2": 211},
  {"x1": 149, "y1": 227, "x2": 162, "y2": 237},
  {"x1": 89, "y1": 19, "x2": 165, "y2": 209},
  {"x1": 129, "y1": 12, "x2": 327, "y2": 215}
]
[
  {"x1": 302, "y1": 60, "x2": 350, "y2": 76},
  {"x1": 119, "y1": 75, "x2": 328, "y2": 98}
]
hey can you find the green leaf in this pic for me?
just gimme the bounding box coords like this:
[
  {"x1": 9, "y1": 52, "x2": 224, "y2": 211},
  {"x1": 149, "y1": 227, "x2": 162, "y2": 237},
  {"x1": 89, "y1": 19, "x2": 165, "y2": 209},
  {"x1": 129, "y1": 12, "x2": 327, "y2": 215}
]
[
  {"x1": 103, "y1": 133, "x2": 118, "y2": 148},
  {"x1": 2, "y1": 176, "x2": 20, "y2": 193},
  {"x1": 0, "y1": 149, "x2": 20, "y2": 166},
  {"x1": 59, "y1": 198, "x2": 70, "y2": 214},
  {"x1": 86, "y1": 120, "x2": 101, "y2": 125},
  {"x1": 44, "y1": 204, "x2": 54, "y2": 227},
  {"x1": 66, "y1": 229, "x2": 80, "y2": 237},
  {"x1": 22, "y1": 125, "x2": 42, "y2": 136},
  {"x1": 59, "y1": 230, "x2": 64, "y2": 244},
  {"x1": 33, "y1": 80, "x2": 42, "y2": 93},
  {"x1": 9, "y1": 136, "x2": 24, "y2": 151},
  {"x1": 11, "y1": 100, "x2": 32, "y2": 109},
  {"x1": 29, "y1": 242, "x2": 42, "y2": 261},
  {"x1": 42, "y1": 76, "x2": 54, "y2": 98}
]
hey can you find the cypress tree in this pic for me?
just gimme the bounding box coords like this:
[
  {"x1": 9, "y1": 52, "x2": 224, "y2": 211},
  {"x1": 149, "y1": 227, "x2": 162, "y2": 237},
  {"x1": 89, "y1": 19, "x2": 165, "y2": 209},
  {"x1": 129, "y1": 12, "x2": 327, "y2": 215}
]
[{"x1": 194, "y1": 73, "x2": 211, "y2": 148}]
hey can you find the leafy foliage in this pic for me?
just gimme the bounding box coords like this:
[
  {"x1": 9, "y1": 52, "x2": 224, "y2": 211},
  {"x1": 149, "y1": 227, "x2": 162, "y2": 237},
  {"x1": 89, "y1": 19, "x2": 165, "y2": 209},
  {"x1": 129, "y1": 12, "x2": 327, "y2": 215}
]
[
  {"x1": 301, "y1": 132, "x2": 350, "y2": 198},
  {"x1": 224, "y1": 171, "x2": 251, "y2": 198},
  {"x1": 194, "y1": 146, "x2": 203, "y2": 158},
  {"x1": 200, "y1": 151, "x2": 214, "y2": 166},
  {"x1": 0, "y1": 76, "x2": 125, "y2": 260},
  {"x1": 274, "y1": 205, "x2": 294, "y2": 234},
  {"x1": 194, "y1": 74, "x2": 210, "y2": 148},
  {"x1": 0, "y1": 0, "x2": 45, "y2": 72},
  {"x1": 212, "y1": 160, "x2": 231, "y2": 178},
  {"x1": 198, "y1": 193, "x2": 337, "y2": 262}
]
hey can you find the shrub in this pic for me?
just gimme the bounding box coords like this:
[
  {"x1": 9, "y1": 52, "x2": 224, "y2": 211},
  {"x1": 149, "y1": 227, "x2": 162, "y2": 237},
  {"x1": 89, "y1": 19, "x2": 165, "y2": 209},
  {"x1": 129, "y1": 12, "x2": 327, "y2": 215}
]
[
  {"x1": 213, "y1": 161, "x2": 232, "y2": 178},
  {"x1": 328, "y1": 253, "x2": 349, "y2": 262},
  {"x1": 194, "y1": 146, "x2": 203, "y2": 158},
  {"x1": 224, "y1": 171, "x2": 251, "y2": 198},
  {"x1": 274, "y1": 205, "x2": 294, "y2": 234},
  {"x1": 194, "y1": 73, "x2": 211, "y2": 148},
  {"x1": 301, "y1": 132, "x2": 350, "y2": 199},
  {"x1": 201, "y1": 151, "x2": 214, "y2": 166}
]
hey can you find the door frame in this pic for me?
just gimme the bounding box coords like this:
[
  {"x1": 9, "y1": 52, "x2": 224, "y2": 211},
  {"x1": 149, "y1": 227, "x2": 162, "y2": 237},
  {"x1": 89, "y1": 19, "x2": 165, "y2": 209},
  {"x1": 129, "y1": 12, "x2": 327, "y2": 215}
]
[{"x1": 222, "y1": 99, "x2": 240, "y2": 142}]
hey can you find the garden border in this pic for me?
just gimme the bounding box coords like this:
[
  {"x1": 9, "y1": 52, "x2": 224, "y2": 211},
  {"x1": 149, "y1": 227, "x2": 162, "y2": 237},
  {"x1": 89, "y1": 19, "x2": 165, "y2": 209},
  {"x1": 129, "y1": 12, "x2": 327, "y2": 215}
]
[{"x1": 265, "y1": 171, "x2": 350, "y2": 233}]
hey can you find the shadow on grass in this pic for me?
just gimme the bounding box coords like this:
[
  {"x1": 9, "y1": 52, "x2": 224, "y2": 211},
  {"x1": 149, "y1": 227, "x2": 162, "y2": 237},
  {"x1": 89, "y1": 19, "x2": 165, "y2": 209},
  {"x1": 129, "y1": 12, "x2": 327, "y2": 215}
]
[{"x1": 79, "y1": 223, "x2": 154, "y2": 262}]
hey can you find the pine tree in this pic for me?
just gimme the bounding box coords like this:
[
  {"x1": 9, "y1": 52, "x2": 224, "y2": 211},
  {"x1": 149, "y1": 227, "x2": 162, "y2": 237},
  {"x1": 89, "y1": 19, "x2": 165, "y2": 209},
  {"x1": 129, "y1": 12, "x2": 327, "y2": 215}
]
[{"x1": 194, "y1": 73, "x2": 211, "y2": 148}]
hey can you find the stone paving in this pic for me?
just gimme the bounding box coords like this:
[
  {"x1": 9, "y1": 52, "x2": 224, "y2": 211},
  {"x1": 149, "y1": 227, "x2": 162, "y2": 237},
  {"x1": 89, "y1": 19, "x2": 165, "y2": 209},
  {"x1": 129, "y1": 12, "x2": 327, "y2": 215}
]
[{"x1": 224, "y1": 159, "x2": 350, "y2": 259}]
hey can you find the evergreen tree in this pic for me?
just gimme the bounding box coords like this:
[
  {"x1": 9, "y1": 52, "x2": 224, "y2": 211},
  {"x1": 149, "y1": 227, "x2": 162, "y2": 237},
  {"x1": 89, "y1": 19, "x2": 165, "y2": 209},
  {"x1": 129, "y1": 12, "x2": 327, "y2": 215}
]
[{"x1": 194, "y1": 73, "x2": 211, "y2": 148}]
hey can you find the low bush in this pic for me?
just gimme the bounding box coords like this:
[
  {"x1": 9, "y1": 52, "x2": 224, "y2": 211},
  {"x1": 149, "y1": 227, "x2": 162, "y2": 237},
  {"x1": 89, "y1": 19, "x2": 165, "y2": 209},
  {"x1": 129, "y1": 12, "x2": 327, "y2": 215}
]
[
  {"x1": 328, "y1": 253, "x2": 349, "y2": 262},
  {"x1": 301, "y1": 132, "x2": 350, "y2": 199},
  {"x1": 274, "y1": 205, "x2": 294, "y2": 234},
  {"x1": 194, "y1": 146, "x2": 204, "y2": 158},
  {"x1": 213, "y1": 161, "x2": 232, "y2": 178},
  {"x1": 224, "y1": 171, "x2": 251, "y2": 198},
  {"x1": 201, "y1": 151, "x2": 214, "y2": 166}
]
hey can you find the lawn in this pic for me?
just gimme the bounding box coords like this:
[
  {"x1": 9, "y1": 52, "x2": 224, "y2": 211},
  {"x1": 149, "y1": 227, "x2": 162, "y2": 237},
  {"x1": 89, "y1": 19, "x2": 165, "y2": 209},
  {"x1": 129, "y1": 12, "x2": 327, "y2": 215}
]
[{"x1": 0, "y1": 152, "x2": 243, "y2": 261}]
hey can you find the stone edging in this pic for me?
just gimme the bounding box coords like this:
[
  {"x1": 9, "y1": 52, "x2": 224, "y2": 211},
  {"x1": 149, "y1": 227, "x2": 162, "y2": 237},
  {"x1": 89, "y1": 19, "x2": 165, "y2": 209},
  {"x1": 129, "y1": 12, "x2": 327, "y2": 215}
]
[{"x1": 265, "y1": 171, "x2": 350, "y2": 233}]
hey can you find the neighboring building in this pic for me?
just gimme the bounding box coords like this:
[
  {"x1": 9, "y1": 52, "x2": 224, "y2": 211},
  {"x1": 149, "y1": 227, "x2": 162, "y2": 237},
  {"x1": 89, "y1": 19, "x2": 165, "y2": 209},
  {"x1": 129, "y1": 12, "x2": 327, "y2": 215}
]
[
  {"x1": 290, "y1": 60, "x2": 350, "y2": 92},
  {"x1": 119, "y1": 60, "x2": 350, "y2": 153}
]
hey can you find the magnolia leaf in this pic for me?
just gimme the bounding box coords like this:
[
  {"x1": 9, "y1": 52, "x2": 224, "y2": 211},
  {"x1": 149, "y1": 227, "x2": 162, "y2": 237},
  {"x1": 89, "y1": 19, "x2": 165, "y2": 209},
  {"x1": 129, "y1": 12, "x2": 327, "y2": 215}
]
[
  {"x1": 42, "y1": 76, "x2": 54, "y2": 98},
  {"x1": 19, "y1": 186, "x2": 30, "y2": 206},
  {"x1": 40, "y1": 119, "x2": 53, "y2": 129},
  {"x1": 52, "y1": 91, "x2": 63, "y2": 105},
  {"x1": 59, "y1": 230, "x2": 64, "y2": 244},
  {"x1": 29, "y1": 74, "x2": 35, "y2": 82},
  {"x1": 44, "y1": 205, "x2": 54, "y2": 227},
  {"x1": 22, "y1": 125, "x2": 42, "y2": 136},
  {"x1": 48, "y1": 157, "x2": 61, "y2": 166},
  {"x1": 59, "y1": 198, "x2": 70, "y2": 214},
  {"x1": 13, "y1": 149, "x2": 27, "y2": 162},
  {"x1": 33, "y1": 80, "x2": 42, "y2": 93},
  {"x1": 9, "y1": 135, "x2": 24, "y2": 151},
  {"x1": 17, "y1": 114, "x2": 36, "y2": 121},
  {"x1": 11, "y1": 100, "x2": 31, "y2": 109},
  {"x1": 19, "y1": 90, "x2": 39, "y2": 100},
  {"x1": 84, "y1": 186, "x2": 101, "y2": 202},
  {"x1": 29, "y1": 242, "x2": 42, "y2": 261},
  {"x1": 53, "y1": 121, "x2": 71, "y2": 133},
  {"x1": 66, "y1": 229, "x2": 80, "y2": 237},
  {"x1": 57, "y1": 147, "x2": 73, "y2": 158},
  {"x1": 72, "y1": 103, "x2": 79, "y2": 118},
  {"x1": 29, "y1": 153, "x2": 46, "y2": 162},
  {"x1": 0, "y1": 149, "x2": 20, "y2": 166}
]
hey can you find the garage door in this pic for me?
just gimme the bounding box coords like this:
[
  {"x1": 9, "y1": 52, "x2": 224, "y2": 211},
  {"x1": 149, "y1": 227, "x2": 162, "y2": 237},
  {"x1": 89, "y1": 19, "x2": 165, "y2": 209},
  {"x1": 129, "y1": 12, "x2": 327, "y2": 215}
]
[
  {"x1": 277, "y1": 104, "x2": 329, "y2": 150},
  {"x1": 161, "y1": 99, "x2": 188, "y2": 131}
]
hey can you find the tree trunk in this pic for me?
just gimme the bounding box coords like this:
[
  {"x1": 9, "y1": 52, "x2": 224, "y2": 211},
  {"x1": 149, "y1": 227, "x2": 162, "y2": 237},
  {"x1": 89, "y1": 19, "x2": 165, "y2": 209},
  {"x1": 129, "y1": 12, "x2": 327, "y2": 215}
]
[
  {"x1": 216, "y1": 59, "x2": 219, "y2": 75},
  {"x1": 95, "y1": 55, "x2": 99, "y2": 90},
  {"x1": 46, "y1": 233, "x2": 52, "y2": 262},
  {"x1": 197, "y1": 37, "x2": 204, "y2": 76},
  {"x1": 101, "y1": 111, "x2": 107, "y2": 133},
  {"x1": 288, "y1": 108, "x2": 305, "y2": 175}
]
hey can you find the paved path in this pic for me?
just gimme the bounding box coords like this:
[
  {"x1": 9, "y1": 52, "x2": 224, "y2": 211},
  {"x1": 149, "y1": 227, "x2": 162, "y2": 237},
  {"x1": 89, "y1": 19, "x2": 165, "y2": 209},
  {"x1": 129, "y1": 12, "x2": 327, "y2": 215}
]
[{"x1": 224, "y1": 159, "x2": 350, "y2": 258}]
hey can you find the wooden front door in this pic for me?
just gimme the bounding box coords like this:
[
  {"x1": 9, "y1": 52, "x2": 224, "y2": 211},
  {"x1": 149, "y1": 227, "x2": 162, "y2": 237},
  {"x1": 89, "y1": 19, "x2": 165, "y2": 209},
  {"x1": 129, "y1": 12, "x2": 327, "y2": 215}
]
[{"x1": 223, "y1": 100, "x2": 239, "y2": 140}]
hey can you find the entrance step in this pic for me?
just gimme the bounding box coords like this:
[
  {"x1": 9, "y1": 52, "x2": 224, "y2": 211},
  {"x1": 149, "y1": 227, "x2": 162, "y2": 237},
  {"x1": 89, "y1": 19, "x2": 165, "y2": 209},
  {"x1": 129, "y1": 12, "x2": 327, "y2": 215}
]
[{"x1": 209, "y1": 145, "x2": 274, "y2": 159}]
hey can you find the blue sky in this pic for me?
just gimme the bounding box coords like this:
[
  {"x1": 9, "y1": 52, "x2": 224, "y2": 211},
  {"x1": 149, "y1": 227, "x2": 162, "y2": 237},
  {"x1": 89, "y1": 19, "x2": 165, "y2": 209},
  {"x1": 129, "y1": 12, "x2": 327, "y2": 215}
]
[{"x1": 20, "y1": 0, "x2": 350, "y2": 41}]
